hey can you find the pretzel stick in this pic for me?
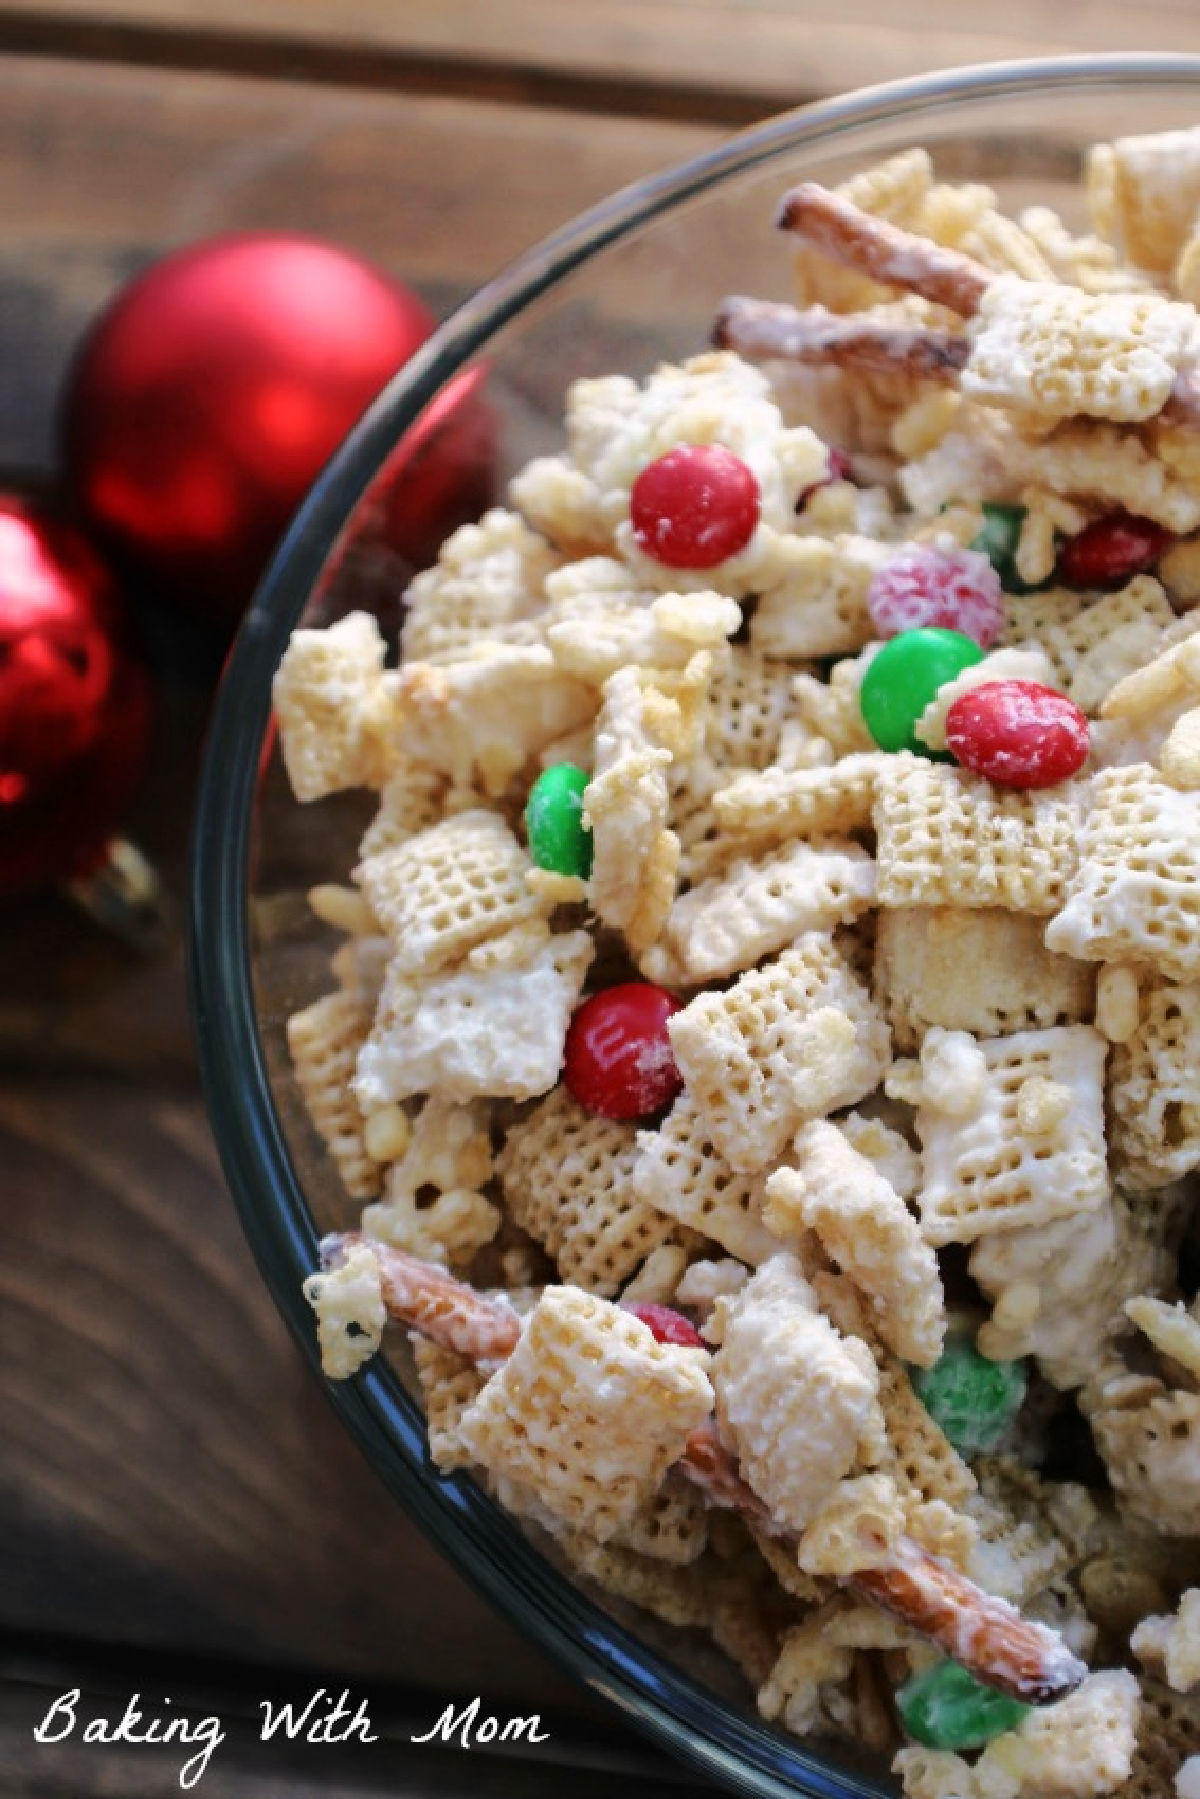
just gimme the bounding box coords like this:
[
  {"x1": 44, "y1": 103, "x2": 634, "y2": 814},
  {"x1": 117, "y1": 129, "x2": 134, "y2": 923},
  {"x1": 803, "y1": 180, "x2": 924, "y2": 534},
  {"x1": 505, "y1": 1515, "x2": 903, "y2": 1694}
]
[
  {"x1": 325, "y1": 1234, "x2": 1087, "y2": 1705},
  {"x1": 773, "y1": 181, "x2": 1200, "y2": 432},
  {"x1": 853, "y1": 1536, "x2": 1085, "y2": 1707},
  {"x1": 776, "y1": 183, "x2": 991, "y2": 317},
  {"x1": 323, "y1": 1232, "x2": 521, "y2": 1367},
  {"x1": 678, "y1": 1416, "x2": 773, "y2": 1525},
  {"x1": 714, "y1": 296, "x2": 969, "y2": 381}
]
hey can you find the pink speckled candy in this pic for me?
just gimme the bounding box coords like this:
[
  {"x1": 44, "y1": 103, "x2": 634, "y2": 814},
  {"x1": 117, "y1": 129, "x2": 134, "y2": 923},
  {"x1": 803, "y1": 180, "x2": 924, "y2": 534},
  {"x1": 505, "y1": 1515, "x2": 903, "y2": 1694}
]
[{"x1": 867, "y1": 543, "x2": 1005, "y2": 648}]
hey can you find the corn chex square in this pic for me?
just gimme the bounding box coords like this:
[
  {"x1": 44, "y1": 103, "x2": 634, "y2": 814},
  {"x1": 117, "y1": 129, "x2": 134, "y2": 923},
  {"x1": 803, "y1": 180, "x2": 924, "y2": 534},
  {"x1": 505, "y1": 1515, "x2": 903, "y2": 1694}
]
[
  {"x1": 412, "y1": 1338, "x2": 487, "y2": 1471},
  {"x1": 1045, "y1": 763, "x2": 1200, "y2": 981},
  {"x1": 874, "y1": 906, "x2": 1095, "y2": 1051},
  {"x1": 354, "y1": 928, "x2": 593, "y2": 1107},
  {"x1": 714, "y1": 754, "x2": 886, "y2": 854},
  {"x1": 356, "y1": 809, "x2": 550, "y2": 976},
  {"x1": 399, "y1": 509, "x2": 559, "y2": 665},
  {"x1": 911, "y1": 1025, "x2": 1110, "y2": 1245},
  {"x1": 874, "y1": 761, "x2": 1083, "y2": 914},
  {"x1": 750, "y1": 533, "x2": 890, "y2": 658},
  {"x1": 1001, "y1": 576, "x2": 1176, "y2": 714},
  {"x1": 872, "y1": 1352, "x2": 977, "y2": 1511},
  {"x1": 555, "y1": 1530, "x2": 713, "y2": 1626},
  {"x1": 1089, "y1": 125, "x2": 1200, "y2": 272},
  {"x1": 286, "y1": 989, "x2": 379, "y2": 1199},
  {"x1": 667, "y1": 935, "x2": 891, "y2": 1173},
  {"x1": 355, "y1": 758, "x2": 447, "y2": 867},
  {"x1": 631, "y1": 1090, "x2": 784, "y2": 1265},
  {"x1": 963, "y1": 276, "x2": 1196, "y2": 423},
  {"x1": 660, "y1": 836, "x2": 876, "y2": 982},
  {"x1": 609, "y1": 1473, "x2": 710, "y2": 1567},
  {"x1": 496, "y1": 1087, "x2": 683, "y2": 1296},
  {"x1": 702, "y1": 648, "x2": 805, "y2": 771},
  {"x1": 1108, "y1": 978, "x2": 1200, "y2": 1189},
  {"x1": 273, "y1": 611, "x2": 391, "y2": 802},
  {"x1": 455, "y1": 1286, "x2": 713, "y2": 1541}
]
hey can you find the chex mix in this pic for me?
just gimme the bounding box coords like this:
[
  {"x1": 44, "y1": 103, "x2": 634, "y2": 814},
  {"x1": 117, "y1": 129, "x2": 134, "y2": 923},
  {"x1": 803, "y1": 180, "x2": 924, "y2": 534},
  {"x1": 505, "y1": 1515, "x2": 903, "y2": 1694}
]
[{"x1": 279, "y1": 127, "x2": 1200, "y2": 1795}]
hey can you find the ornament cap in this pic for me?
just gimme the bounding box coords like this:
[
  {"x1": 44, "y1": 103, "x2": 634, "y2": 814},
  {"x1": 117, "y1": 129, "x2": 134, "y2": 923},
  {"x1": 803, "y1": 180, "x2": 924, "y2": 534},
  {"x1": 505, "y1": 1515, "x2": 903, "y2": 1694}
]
[{"x1": 65, "y1": 835, "x2": 170, "y2": 951}]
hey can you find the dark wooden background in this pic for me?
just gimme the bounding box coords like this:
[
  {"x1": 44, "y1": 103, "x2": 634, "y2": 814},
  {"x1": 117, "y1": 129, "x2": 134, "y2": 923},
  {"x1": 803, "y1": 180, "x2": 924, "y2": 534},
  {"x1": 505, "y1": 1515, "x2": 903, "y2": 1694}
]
[{"x1": 5, "y1": 8, "x2": 1200, "y2": 1796}]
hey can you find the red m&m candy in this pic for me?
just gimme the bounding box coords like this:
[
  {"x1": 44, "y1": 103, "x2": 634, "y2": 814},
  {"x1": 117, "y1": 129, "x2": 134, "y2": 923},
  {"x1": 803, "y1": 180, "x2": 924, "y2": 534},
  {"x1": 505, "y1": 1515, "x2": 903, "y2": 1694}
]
[
  {"x1": 1055, "y1": 511, "x2": 1172, "y2": 590},
  {"x1": 623, "y1": 1303, "x2": 706, "y2": 1349},
  {"x1": 945, "y1": 680, "x2": 1090, "y2": 789},
  {"x1": 629, "y1": 445, "x2": 760, "y2": 569},
  {"x1": 564, "y1": 983, "x2": 683, "y2": 1120}
]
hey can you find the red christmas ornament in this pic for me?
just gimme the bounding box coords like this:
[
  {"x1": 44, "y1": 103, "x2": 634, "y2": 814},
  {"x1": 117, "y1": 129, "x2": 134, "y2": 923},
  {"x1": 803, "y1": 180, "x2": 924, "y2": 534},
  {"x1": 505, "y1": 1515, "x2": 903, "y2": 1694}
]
[
  {"x1": 0, "y1": 496, "x2": 152, "y2": 893},
  {"x1": 61, "y1": 233, "x2": 494, "y2": 625}
]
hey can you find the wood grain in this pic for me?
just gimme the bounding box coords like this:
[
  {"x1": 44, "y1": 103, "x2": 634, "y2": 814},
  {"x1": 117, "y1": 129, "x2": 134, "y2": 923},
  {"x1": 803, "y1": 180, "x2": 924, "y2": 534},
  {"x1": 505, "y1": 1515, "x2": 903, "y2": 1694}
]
[
  {"x1": 1, "y1": 0, "x2": 1200, "y2": 117},
  {"x1": 0, "y1": 56, "x2": 718, "y2": 273},
  {"x1": 0, "y1": 1079, "x2": 598, "y2": 1710},
  {"x1": 0, "y1": 45, "x2": 712, "y2": 1712},
  {"x1": 0, "y1": 1673, "x2": 690, "y2": 1798},
  {"x1": 7, "y1": 9, "x2": 1195, "y2": 1790}
]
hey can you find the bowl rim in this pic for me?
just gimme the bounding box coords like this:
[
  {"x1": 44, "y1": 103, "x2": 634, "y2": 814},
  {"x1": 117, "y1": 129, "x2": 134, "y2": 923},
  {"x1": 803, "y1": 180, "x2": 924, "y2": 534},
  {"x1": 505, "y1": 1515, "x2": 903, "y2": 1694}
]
[{"x1": 190, "y1": 52, "x2": 1200, "y2": 1799}]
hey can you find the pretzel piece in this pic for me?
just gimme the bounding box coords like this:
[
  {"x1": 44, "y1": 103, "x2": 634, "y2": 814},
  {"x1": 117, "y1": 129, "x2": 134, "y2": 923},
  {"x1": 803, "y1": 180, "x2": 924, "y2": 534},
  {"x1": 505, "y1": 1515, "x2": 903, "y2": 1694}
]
[
  {"x1": 855, "y1": 1535, "x2": 1086, "y2": 1706},
  {"x1": 714, "y1": 296, "x2": 970, "y2": 381},
  {"x1": 322, "y1": 1233, "x2": 521, "y2": 1367},
  {"x1": 322, "y1": 1241, "x2": 1084, "y2": 1704},
  {"x1": 776, "y1": 182, "x2": 1200, "y2": 428},
  {"x1": 776, "y1": 183, "x2": 992, "y2": 316}
]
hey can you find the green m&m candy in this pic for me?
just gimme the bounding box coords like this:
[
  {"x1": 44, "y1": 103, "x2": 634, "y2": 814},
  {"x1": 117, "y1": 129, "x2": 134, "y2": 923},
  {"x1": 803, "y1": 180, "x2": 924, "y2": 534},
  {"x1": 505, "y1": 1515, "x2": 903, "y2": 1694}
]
[
  {"x1": 911, "y1": 1338, "x2": 1027, "y2": 1457},
  {"x1": 971, "y1": 502, "x2": 1028, "y2": 592},
  {"x1": 970, "y1": 500, "x2": 1060, "y2": 595},
  {"x1": 859, "y1": 627, "x2": 985, "y2": 755},
  {"x1": 896, "y1": 1658, "x2": 1031, "y2": 1751},
  {"x1": 524, "y1": 762, "x2": 593, "y2": 878}
]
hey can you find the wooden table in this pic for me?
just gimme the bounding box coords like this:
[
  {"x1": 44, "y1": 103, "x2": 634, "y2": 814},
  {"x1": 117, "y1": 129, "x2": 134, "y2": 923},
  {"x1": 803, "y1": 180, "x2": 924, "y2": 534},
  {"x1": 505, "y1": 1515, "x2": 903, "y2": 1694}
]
[{"x1": 5, "y1": 9, "x2": 1200, "y2": 1796}]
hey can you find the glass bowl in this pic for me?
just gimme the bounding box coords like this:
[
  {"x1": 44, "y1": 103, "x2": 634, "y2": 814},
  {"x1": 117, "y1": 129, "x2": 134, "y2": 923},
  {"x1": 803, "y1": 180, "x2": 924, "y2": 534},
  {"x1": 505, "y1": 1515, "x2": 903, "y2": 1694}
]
[{"x1": 191, "y1": 56, "x2": 1200, "y2": 1799}]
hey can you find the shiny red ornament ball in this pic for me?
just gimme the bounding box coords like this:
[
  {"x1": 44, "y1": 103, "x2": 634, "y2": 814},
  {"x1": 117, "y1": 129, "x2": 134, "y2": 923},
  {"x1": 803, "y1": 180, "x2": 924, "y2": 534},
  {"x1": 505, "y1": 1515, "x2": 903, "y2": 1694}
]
[
  {"x1": 563, "y1": 983, "x2": 683, "y2": 1120},
  {"x1": 0, "y1": 496, "x2": 152, "y2": 892},
  {"x1": 945, "y1": 680, "x2": 1090, "y2": 790},
  {"x1": 62, "y1": 232, "x2": 493, "y2": 625},
  {"x1": 1056, "y1": 511, "x2": 1173, "y2": 590},
  {"x1": 623, "y1": 1303, "x2": 705, "y2": 1349},
  {"x1": 629, "y1": 445, "x2": 760, "y2": 569}
]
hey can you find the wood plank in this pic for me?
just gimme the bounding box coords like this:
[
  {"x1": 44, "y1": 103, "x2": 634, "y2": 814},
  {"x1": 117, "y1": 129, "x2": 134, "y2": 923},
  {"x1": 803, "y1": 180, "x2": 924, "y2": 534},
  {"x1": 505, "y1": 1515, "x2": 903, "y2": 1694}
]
[
  {"x1": 0, "y1": 1666, "x2": 692, "y2": 1796},
  {"x1": 0, "y1": 53, "x2": 715, "y2": 483},
  {"x1": 0, "y1": 54, "x2": 715, "y2": 1070},
  {"x1": 0, "y1": 1079, "x2": 598, "y2": 1711},
  {"x1": 2, "y1": 0, "x2": 1200, "y2": 117},
  {"x1": 0, "y1": 56, "x2": 718, "y2": 276}
]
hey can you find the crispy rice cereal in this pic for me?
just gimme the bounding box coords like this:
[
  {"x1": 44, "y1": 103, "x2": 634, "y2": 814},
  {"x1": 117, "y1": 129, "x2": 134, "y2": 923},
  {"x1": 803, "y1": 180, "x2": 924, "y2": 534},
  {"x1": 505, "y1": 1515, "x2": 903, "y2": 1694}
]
[{"x1": 277, "y1": 131, "x2": 1200, "y2": 1792}]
